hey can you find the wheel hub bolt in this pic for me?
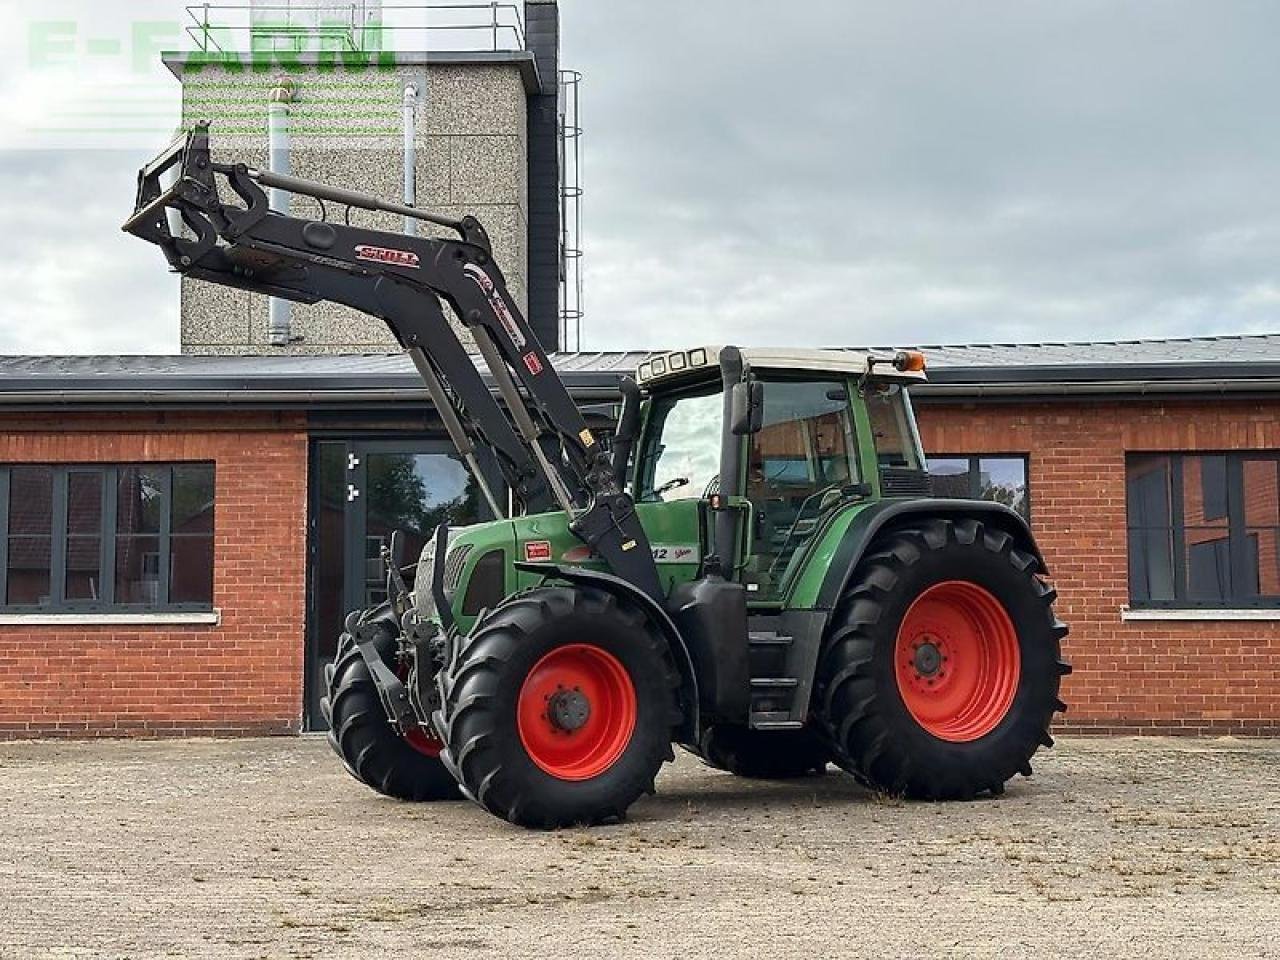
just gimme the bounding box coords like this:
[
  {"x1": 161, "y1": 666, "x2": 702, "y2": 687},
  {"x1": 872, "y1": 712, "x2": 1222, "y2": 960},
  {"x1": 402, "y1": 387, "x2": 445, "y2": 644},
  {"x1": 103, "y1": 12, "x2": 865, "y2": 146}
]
[{"x1": 547, "y1": 689, "x2": 591, "y2": 732}]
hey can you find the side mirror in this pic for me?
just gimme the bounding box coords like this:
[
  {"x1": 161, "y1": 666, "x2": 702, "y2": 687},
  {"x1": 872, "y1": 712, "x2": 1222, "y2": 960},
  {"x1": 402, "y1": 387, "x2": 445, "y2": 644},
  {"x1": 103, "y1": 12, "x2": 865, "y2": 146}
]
[{"x1": 730, "y1": 380, "x2": 764, "y2": 436}]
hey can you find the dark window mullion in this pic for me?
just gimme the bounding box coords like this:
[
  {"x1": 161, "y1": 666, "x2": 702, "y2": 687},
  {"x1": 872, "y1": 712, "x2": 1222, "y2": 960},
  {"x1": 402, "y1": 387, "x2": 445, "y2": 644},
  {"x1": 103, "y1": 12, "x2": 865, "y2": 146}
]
[
  {"x1": 94, "y1": 467, "x2": 109, "y2": 609},
  {"x1": 968, "y1": 457, "x2": 981, "y2": 500},
  {"x1": 1022, "y1": 455, "x2": 1031, "y2": 519},
  {"x1": 102, "y1": 466, "x2": 118, "y2": 606},
  {"x1": 1170, "y1": 456, "x2": 1187, "y2": 605},
  {"x1": 49, "y1": 470, "x2": 68, "y2": 607},
  {"x1": 158, "y1": 466, "x2": 173, "y2": 609},
  {"x1": 1225, "y1": 455, "x2": 1250, "y2": 604},
  {"x1": 0, "y1": 469, "x2": 8, "y2": 607}
]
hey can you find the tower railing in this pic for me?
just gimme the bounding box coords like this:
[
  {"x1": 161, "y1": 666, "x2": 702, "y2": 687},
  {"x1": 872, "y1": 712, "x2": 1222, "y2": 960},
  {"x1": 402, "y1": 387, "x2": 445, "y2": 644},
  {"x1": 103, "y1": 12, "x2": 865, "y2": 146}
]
[{"x1": 186, "y1": 3, "x2": 526, "y2": 54}]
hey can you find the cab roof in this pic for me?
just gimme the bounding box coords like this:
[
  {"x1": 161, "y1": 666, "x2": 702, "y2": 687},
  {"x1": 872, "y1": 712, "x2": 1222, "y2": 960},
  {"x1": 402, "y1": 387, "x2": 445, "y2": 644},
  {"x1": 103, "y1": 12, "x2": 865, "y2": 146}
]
[{"x1": 636, "y1": 346, "x2": 929, "y2": 389}]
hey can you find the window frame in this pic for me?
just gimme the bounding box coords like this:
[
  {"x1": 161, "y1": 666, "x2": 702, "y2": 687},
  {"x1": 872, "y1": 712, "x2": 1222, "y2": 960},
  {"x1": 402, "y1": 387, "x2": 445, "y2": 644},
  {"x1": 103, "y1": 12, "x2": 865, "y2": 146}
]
[
  {"x1": 0, "y1": 463, "x2": 215, "y2": 613},
  {"x1": 633, "y1": 380, "x2": 724, "y2": 503},
  {"x1": 926, "y1": 454, "x2": 1031, "y2": 519},
  {"x1": 1125, "y1": 451, "x2": 1280, "y2": 610}
]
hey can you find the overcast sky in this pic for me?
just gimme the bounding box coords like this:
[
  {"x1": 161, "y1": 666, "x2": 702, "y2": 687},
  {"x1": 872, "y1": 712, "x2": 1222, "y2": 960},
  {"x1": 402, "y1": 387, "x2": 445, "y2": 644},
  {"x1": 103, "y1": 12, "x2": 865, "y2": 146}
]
[{"x1": 0, "y1": 0, "x2": 1276, "y2": 354}]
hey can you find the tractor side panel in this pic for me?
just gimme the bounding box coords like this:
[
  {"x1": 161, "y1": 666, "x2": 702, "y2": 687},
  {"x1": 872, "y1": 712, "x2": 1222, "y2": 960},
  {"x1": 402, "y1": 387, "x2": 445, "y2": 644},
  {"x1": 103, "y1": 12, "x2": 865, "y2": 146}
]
[
  {"x1": 634, "y1": 500, "x2": 705, "y2": 595},
  {"x1": 782, "y1": 502, "x2": 876, "y2": 611},
  {"x1": 505, "y1": 499, "x2": 705, "y2": 598},
  {"x1": 439, "y1": 521, "x2": 519, "y2": 637}
]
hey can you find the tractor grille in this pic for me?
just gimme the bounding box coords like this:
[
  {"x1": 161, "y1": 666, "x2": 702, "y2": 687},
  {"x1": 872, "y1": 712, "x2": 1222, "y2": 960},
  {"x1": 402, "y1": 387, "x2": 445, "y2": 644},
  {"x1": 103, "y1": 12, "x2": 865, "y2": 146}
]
[
  {"x1": 880, "y1": 467, "x2": 932, "y2": 498},
  {"x1": 442, "y1": 543, "x2": 475, "y2": 594}
]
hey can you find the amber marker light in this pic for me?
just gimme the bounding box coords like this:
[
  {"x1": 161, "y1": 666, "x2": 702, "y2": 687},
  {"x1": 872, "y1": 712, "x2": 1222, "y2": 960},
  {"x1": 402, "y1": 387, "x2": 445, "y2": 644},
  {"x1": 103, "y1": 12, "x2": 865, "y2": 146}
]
[{"x1": 893, "y1": 350, "x2": 927, "y2": 373}]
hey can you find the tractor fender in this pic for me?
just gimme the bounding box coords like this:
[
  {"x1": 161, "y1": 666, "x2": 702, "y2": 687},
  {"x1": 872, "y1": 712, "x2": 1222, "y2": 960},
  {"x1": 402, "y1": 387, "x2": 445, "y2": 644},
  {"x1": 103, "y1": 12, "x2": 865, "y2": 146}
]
[
  {"x1": 513, "y1": 561, "x2": 700, "y2": 744},
  {"x1": 814, "y1": 499, "x2": 1048, "y2": 612}
]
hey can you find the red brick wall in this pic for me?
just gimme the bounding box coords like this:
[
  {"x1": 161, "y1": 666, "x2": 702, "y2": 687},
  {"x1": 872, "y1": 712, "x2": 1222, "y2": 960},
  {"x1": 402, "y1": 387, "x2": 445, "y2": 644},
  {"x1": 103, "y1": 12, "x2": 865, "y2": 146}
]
[
  {"x1": 0, "y1": 413, "x2": 308, "y2": 738},
  {"x1": 917, "y1": 396, "x2": 1280, "y2": 735}
]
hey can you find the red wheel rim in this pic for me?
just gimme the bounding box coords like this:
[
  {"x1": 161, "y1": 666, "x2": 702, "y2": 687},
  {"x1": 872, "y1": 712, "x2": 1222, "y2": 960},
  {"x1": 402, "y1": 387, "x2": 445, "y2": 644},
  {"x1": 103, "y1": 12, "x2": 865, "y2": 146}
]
[
  {"x1": 894, "y1": 580, "x2": 1021, "y2": 742},
  {"x1": 396, "y1": 663, "x2": 443, "y2": 759},
  {"x1": 517, "y1": 644, "x2": 637, "y2": 781},
  {"x1": 403, "y1": 725, "x2": 444, "y2": 759}
]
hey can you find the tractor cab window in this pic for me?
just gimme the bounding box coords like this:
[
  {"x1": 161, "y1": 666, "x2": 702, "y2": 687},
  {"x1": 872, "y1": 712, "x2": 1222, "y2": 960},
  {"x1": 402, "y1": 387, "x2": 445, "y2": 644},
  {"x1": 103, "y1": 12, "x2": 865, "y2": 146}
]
[
  {"x1": 637, "y1": 386, "x2": 723, "y2": 502},
  {"x1": 865, "y1": 382, "x2": 922, "y2": 470},
  {"x1": 744, "y1": 379, "x2": 860, "y2": 601}
]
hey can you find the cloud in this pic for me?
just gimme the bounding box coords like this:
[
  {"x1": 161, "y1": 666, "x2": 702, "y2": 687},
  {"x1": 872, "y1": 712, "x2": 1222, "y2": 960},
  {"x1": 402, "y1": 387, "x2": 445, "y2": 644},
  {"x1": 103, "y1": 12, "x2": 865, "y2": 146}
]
[
  {"x1": 562, "y1": 0, "x2": 1280, "y2": 349},
  {"x1": 0, "y1": 150, "x2": 178, "y2": 354}
]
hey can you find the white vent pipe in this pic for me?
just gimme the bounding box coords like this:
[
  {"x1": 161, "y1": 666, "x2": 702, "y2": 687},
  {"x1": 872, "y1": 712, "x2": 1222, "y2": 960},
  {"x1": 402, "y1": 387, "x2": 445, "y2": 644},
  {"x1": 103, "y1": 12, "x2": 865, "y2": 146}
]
[
  {"x1": 403, "y1": 83, "x2": 419, "y2": 236},
  {"x1": 267, "y1": 76, "x2": 296, "y2": 347}
]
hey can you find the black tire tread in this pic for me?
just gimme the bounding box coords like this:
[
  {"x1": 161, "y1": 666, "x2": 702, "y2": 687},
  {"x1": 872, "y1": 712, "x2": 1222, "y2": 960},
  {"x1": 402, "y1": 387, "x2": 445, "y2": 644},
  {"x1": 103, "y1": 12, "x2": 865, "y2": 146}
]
[
  {"x1": 436, "y1": 585, "x2": 681, "y2": 829},
  {"x1": 818, "y1": 518, "x2": 1069, "y2": 800},
  {"x1": 322, "y1": 618, "x2": 458, "y2": 802}
]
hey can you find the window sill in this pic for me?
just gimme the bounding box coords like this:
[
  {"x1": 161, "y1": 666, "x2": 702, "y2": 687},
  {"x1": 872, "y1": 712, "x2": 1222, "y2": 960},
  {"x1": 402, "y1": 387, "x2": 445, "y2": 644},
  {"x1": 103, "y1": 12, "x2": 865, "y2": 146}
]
[
  {"x1": 1121, "y1": 606, "x2": 1280, "y2": 622},
  {"x1": 0, "y1": 610, "x2": 221, "y2": 626}
]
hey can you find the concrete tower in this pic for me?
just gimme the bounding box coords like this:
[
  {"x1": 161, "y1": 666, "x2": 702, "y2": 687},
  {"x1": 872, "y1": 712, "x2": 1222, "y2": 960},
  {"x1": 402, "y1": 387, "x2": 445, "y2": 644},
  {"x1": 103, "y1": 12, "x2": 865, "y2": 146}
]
[{"x1": 168, "y1": 0, "x2": 564, "y2": 355}]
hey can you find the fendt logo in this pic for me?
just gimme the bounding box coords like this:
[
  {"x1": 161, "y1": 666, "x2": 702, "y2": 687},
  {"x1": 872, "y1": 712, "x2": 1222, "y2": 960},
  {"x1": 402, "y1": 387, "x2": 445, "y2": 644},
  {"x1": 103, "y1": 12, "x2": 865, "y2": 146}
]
[{"x1": 355, "y1": 245, "x2": 420, "y2": 269}]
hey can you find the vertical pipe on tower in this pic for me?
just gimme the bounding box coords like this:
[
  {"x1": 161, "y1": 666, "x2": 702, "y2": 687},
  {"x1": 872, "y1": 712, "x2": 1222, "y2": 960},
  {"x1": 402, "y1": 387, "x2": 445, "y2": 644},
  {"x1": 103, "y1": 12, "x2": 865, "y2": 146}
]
[
  {"x1": 403, "y1": 83, "x2": 418, "y2": 236},
  {"x1": 267, "y1": 75, "x2": 296, "y2": 347}
]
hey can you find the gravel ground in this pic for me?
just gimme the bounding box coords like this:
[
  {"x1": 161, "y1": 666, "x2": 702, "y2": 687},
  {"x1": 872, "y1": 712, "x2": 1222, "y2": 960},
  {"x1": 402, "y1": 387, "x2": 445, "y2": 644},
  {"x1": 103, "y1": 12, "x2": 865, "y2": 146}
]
[{"x1": 1, "y1": 736, "x2": 1277, "y2": 960}]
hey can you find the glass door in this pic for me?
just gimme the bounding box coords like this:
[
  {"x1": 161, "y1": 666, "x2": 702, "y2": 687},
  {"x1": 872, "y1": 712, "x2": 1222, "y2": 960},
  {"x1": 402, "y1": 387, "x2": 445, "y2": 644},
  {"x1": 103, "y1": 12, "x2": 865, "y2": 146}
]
[
  {"x1": 305, "y1": 439, "x2": 491, "y2": 730},
  {"x1": 350, "y1": 443, "x2": 481, "y2": 610}
]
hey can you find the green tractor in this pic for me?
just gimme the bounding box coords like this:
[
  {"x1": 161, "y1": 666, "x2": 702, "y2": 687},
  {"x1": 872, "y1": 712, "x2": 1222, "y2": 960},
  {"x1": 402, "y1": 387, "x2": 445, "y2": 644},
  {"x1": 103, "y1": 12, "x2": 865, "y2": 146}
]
[{"x1": 128, "y1": 125, "x2": 1070, "y2": 829}]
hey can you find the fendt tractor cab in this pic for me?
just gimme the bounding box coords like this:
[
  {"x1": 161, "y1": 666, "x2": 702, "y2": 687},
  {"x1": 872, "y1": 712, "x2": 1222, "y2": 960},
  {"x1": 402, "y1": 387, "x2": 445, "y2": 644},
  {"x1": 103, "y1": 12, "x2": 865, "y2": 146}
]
[{"x1": 127, "y1": 126, "x2": 1070, "y2": 828}]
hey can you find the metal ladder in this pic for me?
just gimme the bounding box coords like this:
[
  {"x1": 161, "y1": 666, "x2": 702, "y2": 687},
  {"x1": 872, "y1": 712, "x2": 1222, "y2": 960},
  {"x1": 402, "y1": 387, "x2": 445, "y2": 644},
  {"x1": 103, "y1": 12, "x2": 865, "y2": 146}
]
[{"x1": 747, "y1": 631, "x2": 805, "y2": 730}]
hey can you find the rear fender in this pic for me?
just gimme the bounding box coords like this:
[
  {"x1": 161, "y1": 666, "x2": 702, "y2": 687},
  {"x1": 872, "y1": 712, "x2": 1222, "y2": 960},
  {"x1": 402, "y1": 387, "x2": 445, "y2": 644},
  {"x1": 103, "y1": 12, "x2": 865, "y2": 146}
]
[
  {"x1": 813, "y1": 499, "x2": 1048, "y2": 612},
  {"x1": 514, "y1": 561, "x2": 699, "y2": 744}
]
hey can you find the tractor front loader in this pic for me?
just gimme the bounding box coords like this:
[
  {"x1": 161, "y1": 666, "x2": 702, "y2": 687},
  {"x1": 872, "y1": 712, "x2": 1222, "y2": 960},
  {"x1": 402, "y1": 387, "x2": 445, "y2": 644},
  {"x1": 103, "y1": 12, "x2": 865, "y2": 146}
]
[{"x1": 126, "y1": 125, "x2": 1071, "y2": 828}]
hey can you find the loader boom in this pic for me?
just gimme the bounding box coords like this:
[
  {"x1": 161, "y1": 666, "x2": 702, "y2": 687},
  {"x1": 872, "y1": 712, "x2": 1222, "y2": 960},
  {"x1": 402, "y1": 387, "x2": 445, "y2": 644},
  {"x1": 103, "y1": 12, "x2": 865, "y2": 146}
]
[{"x1": 125, "y1": 124, "x2": 663, "y2": 600}]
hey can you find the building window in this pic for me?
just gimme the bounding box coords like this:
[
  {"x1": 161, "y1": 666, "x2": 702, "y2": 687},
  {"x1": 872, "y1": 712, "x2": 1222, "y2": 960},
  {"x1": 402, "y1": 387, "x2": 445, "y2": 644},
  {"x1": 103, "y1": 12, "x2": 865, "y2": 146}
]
[
  {"x1": 926, "y1": 455, "x2": 1029, "y2": 519},
  {"x1": 1126, "y1": 453, "x2": 1280, "y2": 608},
  {"x1": 0, "y1": 463, "x2": 214, "y2": 611}
]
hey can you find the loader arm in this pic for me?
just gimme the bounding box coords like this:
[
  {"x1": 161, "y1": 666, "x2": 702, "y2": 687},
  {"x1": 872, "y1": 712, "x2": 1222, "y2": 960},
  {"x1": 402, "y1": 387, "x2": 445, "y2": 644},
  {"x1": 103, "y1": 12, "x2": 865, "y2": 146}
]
[{"x1": 125, "y1": 124, "x2": 663, "y2": 601}]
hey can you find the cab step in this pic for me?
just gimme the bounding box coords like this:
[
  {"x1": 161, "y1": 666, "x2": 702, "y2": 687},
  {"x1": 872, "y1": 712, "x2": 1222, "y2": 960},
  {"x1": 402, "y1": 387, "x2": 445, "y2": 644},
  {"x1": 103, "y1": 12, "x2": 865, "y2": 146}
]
[
  {"x1": 748, "y1": 676, "x2": 803, "y2": 730},
  {"x1": 747, "y1": 632, "x2": 794, "y2": 678},
  {"x1": 749, "y1": 711, "x2": 804, "y2": 731},
  {"x1": 750, "y1": 677, "x2": 799, "y2": 689},
  {"x1": 748, "y1": 632, "x2": 793, "y2": 647}
]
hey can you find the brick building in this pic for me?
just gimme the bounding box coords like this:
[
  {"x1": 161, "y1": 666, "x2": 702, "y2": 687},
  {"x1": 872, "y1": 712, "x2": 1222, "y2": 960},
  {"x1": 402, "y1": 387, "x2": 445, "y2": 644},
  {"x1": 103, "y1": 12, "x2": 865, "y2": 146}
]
[{"x1": 1, "y1": 339, "x2": 1278, "y2": 739}]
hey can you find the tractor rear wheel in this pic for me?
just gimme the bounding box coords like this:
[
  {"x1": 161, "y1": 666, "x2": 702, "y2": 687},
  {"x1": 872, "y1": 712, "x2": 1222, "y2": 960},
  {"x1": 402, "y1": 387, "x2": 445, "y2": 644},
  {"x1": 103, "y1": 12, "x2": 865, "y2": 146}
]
[
  {"x1": 816, "y1": 518, "x2": 1070, "y2": 800},
  {"x1": 321, "y1": 614, "x2": 458, "y2": 802},
  {"x1": 695, "y1": 725, "x2": 829, "y2": 779},
  {"x1": 436, "y1": 585, "x2": 682, "y2": 829}
]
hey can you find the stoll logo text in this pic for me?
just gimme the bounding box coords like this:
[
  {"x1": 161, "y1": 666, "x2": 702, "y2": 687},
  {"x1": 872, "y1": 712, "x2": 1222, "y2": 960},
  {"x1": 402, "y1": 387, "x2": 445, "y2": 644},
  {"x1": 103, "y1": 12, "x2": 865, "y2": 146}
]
[{"x1": 355, "y1": 245, "x2": 420, "y2": 269}]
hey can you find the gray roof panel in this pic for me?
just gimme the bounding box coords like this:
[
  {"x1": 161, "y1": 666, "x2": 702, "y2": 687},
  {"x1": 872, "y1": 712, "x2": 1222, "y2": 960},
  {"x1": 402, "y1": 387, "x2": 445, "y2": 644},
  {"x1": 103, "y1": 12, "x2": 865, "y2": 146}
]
[{"x1": 1, "y1": 332, "x2": 1279, "y2": 406}]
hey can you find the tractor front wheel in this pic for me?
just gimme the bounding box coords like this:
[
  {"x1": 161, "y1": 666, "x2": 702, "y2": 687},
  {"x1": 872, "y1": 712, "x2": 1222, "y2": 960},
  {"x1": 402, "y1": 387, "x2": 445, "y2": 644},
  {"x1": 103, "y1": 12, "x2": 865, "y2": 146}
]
[
  {"x1": 321, "y1": 614, "x2": 458, "y2": 802},
  {"x1": 436, "y1": 585, "x2": 682, "y2": 828},
  {"x1": 817, "y1": 518, "x2": 1070, "y2": 800}
]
